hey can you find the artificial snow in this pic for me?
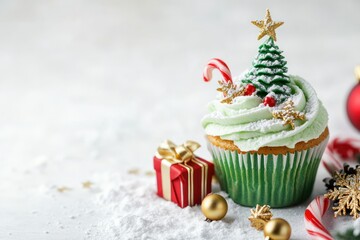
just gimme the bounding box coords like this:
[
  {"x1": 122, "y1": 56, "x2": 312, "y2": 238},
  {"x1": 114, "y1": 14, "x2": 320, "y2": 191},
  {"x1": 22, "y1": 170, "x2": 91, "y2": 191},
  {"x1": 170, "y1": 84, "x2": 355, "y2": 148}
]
[{"x1": 89, "y1": 173, "x2": 306, "y2": 240}]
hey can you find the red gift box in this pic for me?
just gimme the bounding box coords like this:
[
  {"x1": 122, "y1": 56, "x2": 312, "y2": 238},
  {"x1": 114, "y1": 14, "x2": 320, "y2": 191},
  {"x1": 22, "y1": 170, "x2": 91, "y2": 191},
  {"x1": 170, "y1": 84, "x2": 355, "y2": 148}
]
[{"x1": 153, "y1": 140, "x2": 214, "y2": 208}]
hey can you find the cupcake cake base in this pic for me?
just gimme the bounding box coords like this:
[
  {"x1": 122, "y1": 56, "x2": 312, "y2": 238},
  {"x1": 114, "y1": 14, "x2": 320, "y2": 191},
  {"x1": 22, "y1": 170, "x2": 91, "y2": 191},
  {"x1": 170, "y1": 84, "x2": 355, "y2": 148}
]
[{"x1": 207, "y1": 127, "x2": 329, "y2": 208}]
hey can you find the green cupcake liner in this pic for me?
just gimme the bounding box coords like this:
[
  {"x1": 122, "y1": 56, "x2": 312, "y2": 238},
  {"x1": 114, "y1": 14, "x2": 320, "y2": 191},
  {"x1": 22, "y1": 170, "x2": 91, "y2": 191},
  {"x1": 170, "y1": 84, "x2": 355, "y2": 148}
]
[{"x1": 208, "y1": 137, "x2": 329, "y2": 208}]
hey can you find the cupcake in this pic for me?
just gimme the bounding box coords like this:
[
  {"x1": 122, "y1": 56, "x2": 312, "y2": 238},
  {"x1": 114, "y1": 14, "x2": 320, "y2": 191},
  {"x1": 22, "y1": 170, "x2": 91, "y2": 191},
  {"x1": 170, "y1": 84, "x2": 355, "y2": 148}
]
[{"x1": 201, "y1": 10, "x2": 329, "y2": 207}]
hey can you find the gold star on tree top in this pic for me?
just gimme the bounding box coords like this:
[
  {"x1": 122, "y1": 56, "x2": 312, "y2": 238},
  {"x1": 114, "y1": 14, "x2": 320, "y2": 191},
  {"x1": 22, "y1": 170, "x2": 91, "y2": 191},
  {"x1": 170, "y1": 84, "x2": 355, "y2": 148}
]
[{"x1": 251, "y1": 9, "x2": 284, "y2": 41}]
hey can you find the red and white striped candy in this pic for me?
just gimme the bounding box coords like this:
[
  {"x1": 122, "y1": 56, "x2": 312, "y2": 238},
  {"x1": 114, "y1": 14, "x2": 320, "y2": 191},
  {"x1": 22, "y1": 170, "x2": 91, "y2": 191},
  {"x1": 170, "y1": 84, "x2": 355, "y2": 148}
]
[
  {"x1": 322, "y1": 137, "x2": 360, "y2": 174},
  {"x1": 304, "y1": 137, "x2": 360, "y2": 240},
  {"x1": 203, "y1": 58, "x2": 232, "y2": 83},
  {"x1": 304, "y1": 196, "x2": 334, "y2": 240}
]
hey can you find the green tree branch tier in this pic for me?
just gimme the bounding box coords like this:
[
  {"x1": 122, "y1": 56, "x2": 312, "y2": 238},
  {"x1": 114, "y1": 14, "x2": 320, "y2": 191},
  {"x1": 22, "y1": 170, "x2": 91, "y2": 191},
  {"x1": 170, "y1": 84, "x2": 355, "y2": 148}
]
[{"x1": 242, "y1": 37, "x2": 293, "y2": 104}]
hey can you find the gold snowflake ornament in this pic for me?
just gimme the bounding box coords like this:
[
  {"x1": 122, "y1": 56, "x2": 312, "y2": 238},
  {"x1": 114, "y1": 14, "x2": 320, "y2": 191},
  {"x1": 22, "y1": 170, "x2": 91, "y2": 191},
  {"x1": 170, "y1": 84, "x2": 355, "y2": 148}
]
[
  {"x1": 272, "y1": 99, "x2": 306, "y2": 129},
  {"x1": 324, "y1": 166, "x2": 360, "y2": 219},
  {"x1": 217, "y1": 80, "x2": 246, "y2": 104},
  {"x1": 248, "y1": 204, "x2": 273, "y2": 230}
]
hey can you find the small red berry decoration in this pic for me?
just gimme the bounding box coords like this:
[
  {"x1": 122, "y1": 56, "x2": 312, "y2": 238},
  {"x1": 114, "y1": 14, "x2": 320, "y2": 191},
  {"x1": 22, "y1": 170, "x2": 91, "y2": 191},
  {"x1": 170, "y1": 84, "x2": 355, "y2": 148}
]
[
  {"x1": 264, "y1": 96, "x2": 276, "y2": 107},
  {"x1": 346, "y1": 66, "x2": 360, "y2": 131},
  {"x1": 244, "y1": 84, "x2": 256, "y2": 96}
]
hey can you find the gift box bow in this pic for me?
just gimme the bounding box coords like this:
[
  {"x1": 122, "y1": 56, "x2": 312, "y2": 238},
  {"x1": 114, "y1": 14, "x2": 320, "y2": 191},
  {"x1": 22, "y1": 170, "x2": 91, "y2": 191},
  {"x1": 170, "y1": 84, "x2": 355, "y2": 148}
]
[{"x1": 156, "y1": 140, "x2": 201, "y2": 164}]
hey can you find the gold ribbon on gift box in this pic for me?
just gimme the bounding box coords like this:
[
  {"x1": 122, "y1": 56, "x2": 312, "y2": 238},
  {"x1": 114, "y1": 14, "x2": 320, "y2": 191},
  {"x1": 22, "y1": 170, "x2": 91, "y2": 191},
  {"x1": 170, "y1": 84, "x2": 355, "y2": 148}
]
[
  {"x1": 156, "y1": 140, "x2": 203, "y2": 207},
  {"x1": 156, "y1": 140, "x2": 200, "y2": 164}
]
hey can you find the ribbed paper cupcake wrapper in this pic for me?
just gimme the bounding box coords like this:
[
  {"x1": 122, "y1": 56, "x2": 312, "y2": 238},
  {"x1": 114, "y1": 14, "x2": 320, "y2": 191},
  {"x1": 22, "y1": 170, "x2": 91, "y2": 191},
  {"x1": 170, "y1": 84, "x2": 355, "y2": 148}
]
[{"x1": 208, "y1": 137, "x2": 329, "y2": 208}]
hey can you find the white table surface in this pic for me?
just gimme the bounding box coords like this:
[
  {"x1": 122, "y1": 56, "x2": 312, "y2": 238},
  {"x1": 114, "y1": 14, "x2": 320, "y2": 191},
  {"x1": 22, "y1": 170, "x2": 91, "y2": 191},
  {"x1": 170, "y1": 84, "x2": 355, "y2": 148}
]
[{"x1": 1, "y1": 0, "x2": 360, "y2": 239}]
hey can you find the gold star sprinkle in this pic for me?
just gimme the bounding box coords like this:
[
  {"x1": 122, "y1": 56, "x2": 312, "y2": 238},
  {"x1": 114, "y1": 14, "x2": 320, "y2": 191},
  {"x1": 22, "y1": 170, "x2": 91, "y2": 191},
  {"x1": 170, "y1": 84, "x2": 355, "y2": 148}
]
[
  {"x1": 128, "y1": 168, "x2": 140, "y2": 175},
  {"x1": 272, "y1": 99, "x2": 306, "y2": 129},
  {"x1": 82, "y1": 181, "x2": 93, "y2": 189},
  {"x1": 251, "y1": 9, "x2": 284, "y2": 41},
  {"x1": 145, "y1": 171, "x2": 155, "y2": 176},
  {"x1": 57, "y1": 186, "x2": 71, "y2": 193}
]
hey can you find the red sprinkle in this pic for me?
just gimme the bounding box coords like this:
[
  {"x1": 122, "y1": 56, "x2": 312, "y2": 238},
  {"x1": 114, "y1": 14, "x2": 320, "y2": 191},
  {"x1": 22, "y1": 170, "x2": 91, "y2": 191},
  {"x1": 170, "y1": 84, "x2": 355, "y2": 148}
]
[
  {"x1": 244, "y1": 84, "x2": 256, "y2": 96},
  {"x1": 263, "y1": 96, "x2": 276, "y2": 107}
]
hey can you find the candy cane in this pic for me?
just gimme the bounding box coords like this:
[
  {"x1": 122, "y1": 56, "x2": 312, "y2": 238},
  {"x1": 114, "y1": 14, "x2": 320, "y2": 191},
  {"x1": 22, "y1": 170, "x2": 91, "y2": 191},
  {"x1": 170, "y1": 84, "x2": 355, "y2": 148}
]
[
  {"x1": 322, "y1": 137, "x2": 360, "y2": 174},
  {"x1": 304, "y1": 138, "x2": 360, "y2": 239},
  {"x1": 203, "y1": 58, "x2": 232, "y2": 83},
  {"x1": 304, "y1": 196, "x2": 334, "y2": 240}
]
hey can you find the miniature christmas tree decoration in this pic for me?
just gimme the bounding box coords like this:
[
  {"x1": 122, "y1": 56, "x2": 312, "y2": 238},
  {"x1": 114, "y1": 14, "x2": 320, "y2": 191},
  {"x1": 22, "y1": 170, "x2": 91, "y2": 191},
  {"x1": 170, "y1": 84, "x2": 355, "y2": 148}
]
[
  {"x1": 242, "y1": 37, "x2": 292, "y2": 105},
  {"x1": 272, "y1": 99, "x2": 306, "y2": 129}
]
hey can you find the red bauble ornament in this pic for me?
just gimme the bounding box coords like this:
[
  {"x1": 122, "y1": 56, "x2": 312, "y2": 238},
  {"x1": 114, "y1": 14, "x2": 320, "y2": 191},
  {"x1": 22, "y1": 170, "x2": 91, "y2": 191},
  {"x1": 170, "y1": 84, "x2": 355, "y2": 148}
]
[
  {"x1": 244, "y1": 84, "x2": 256, "y2": 96},
  {"x1": 264, "y1": 96, "x2": 276, "y2": 107},
  {"x1": 347, "y1": 68, "x2": 360, "y2": 131}
]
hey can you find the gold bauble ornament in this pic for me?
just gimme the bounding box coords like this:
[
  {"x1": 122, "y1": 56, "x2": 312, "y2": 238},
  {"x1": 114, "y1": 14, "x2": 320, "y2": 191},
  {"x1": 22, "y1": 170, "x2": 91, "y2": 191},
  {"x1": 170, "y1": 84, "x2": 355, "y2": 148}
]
[
  {"x1": 201, "y1": 193, "x2": 228, "y2": 222},
  {"x1": 263, "y1": 218, "x2": 291, "y2": 240}
]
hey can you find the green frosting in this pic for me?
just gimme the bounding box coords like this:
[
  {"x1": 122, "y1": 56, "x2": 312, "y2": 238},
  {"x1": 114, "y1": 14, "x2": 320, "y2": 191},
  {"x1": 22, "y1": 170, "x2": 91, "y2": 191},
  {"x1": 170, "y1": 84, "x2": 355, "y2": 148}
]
[{"x1": 202, "y1": 75, "x2": 328, "y2": 151}]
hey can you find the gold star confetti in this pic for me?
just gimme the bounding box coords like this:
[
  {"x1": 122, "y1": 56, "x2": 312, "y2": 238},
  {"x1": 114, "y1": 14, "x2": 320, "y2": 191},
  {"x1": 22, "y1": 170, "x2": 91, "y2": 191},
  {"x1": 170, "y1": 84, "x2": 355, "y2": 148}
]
[
  {"x1": 251, "y1": 9, "x2": 284, "y2": 41},
  {"x1": 82, "y1": 181, "x2": 93, "y2": 189},
  {"x1": 272, "y1": 99, "x2": 306, "y2": 129},
  {"x1": 249, "y1": 204, "x2": 273, "y2": 230},
  {"x1": 324, "y1": 166, "x2": 360, "y2": 219},
  {"x1": 57, "y1": 186, "x2": 71, "y2": 193},
  {"x1": 145, "y1": 171, "x2": 155, "y2": 176},
  {"x1": 217, "y1": 80, "x2": 246, "y2": 104},
  {"x1": 128, "y1": 168, "x2": 140, "y2": 175}
]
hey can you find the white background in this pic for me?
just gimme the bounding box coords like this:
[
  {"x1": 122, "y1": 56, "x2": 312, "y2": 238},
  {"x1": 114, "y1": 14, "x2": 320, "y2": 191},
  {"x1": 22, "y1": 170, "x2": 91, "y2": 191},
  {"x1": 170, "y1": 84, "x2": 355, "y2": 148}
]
[{"x1": 0, "y1": 0, "x2": 360, "y2": 239}]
